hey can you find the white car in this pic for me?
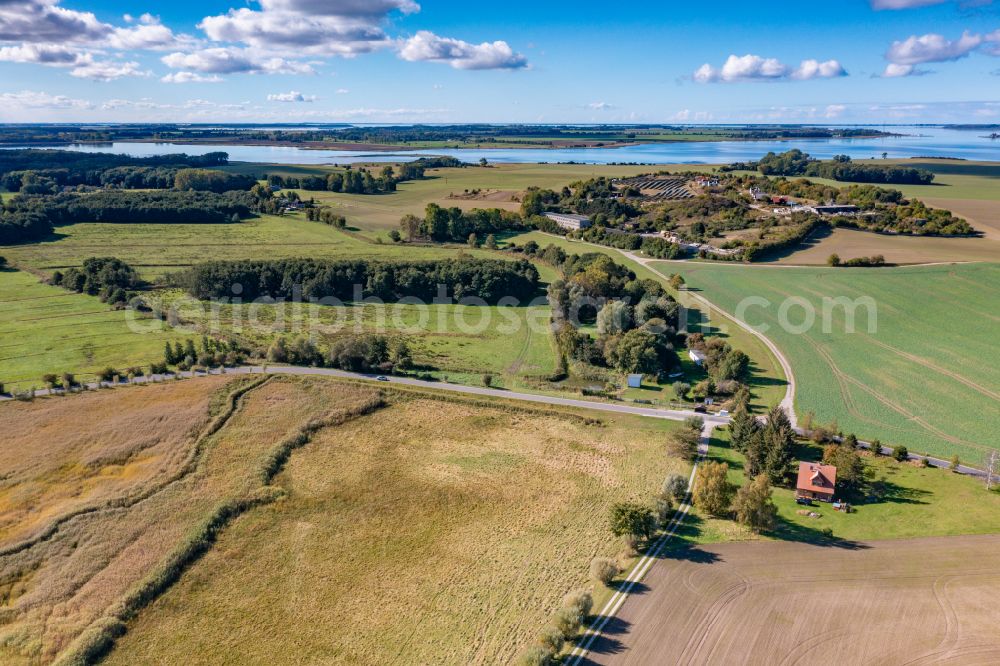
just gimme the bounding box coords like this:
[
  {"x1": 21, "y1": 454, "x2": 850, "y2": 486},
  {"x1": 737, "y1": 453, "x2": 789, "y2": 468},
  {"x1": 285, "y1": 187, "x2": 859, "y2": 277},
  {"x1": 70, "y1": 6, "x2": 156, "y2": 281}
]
[{"x1": 375, "y1": 376, "x2": 390, "y2": 382}]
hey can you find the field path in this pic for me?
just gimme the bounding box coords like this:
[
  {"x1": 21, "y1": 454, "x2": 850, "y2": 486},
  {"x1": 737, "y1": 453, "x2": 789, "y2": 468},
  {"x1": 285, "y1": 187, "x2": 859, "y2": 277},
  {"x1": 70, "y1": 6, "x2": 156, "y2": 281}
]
[{"x1": 566, "y1": 425, "x2": 714, "y2": 665}]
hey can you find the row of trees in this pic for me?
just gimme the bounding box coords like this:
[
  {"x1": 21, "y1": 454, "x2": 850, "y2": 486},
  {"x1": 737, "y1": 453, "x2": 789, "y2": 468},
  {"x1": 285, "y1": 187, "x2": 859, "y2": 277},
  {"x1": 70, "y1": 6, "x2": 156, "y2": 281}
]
[
  {"x1": 0, "y1": 149, "x2": 229, "y2": 191},
  {"x1": 752, "y1": 150, "x2": 935, "y2": 185},
  {"x1": 176, "y1": 256, "x2": 541, "y2": 304},
  {"x1": 1, "y1": 191, "x2": 254, "y2": 243},
  {"x1": 399, "y1": 204, "x2": 526, "y2": 243}
]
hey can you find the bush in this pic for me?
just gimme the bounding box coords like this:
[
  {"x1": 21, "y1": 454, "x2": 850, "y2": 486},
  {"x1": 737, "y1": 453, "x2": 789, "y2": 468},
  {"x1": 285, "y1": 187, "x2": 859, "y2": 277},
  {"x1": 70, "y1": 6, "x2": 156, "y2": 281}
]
[
  {"x1": 662, "y1": 473, "x2": 689, "y2": 502},
  {"x1": 482, "y1": 374, "x2": 493, "y2": 387},
  {"x1": 590, "y1": 557, "x2": 620, "y2": 586},
  {"x1": 563, "y1": 588, "x2": 593, "y2": 619},
  {"x1": 538, "y1": 625, "x2": 565, "y2": 653},
  {"x1": 518, "y1": 645, "x2": 555, "y2": 666},
  {"x1": 950, "y1": 455, "x2": 961, "y2": 471},
  {"x1": 98, "y1": 367, "x2": 119, "y2": 382},
  {"x1": 892, "y1": 445, "x2": 909, "y2": 462},
  {"x1": 554, "y1": 606, "x2": 582, "y2": 639}
]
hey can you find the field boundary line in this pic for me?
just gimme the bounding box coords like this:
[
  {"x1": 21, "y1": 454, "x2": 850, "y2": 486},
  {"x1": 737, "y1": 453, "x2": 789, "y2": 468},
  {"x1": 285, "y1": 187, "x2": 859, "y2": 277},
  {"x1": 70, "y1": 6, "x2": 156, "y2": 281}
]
[{"x1": 566, "y1": 427, "x2": 713, "y2": 666}]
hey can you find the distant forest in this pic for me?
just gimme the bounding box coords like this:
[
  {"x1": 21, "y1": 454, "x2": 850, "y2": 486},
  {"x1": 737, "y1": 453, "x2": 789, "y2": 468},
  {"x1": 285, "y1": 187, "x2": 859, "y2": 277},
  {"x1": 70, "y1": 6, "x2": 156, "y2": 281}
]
[{"x1": 0, "y1": 124, "x2": 899, "y2": 147}]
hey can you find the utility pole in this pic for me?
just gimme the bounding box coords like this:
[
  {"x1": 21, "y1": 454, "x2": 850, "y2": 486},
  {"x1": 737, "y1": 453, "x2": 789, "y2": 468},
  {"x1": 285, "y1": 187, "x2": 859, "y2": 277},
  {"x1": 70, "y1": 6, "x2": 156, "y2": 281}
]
[{"x1": 986, "y1": 450, "x2": 999, "y2": 492}]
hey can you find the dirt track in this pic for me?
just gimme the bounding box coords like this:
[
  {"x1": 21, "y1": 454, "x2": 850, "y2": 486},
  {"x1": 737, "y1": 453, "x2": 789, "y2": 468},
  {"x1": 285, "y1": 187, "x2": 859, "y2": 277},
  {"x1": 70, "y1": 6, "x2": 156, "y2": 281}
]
[{"x1": 584, "y1": 535, "x2": 1000, "y2": 665}]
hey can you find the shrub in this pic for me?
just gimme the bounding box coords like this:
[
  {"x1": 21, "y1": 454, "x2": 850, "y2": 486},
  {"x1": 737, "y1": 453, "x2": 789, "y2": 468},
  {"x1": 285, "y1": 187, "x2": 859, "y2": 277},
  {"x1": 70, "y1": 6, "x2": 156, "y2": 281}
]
[
  {"x1": 590, "y1": 557, "x2": 619, "y2": 586},
  {"x1": 563, "y1": 588, "x2": 593, "y2": 619},
  {"x1": 518, "y1": 645, "x2": 555, "y2": 666},
  {"x1": 482, "y1": 374, "x2": 493, "y2": 387},
  {"x1": 98, "y1": 367, "x2": 119, "y2": 382},
  {"x1": 538, "y1": 625, "x2": 565, "y2": 653},
  {"x1": 950, "y1": 455, "x2": 961, "y2": 471},
  {"x1": 892, "y1": 445, "x2": 909, "y2": 462},
  {"x1": 554, "y1": 606, "x2": 582, "y2": 639},
  {"x1": 662, "y1": 473, "x2": 689, "y2": 502}
]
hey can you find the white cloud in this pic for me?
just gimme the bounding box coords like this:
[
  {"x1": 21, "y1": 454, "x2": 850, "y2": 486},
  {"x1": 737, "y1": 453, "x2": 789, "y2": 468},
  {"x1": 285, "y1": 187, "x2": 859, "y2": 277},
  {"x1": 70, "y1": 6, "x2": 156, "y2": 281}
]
[
  {"x1": 109, "y1": 14, "x2": 191, "y2": 50},
  {"x1": 161, "y1": 71, "x2": 223, "y2": 83},
  {"x1": 399, "y1": 31, "x2": 528, "y2": 69},
  {"x1": 0, "y1": 0, "x2": 111, "y2": 44},
  {"x1": 267, "y1": 90, "x2": 317, "y2": 102},
  {"x1": 336, "y1": 88, "x2": 350, "y2": 94},
  {"x1": 162, "y1": 47, "x2": 314, "y2": 75},
  {"x1": 824, "y1": 104, "x2": 847, "y2": 118},
  {"x1": 195, "y1": 0, "x2": 418, "y2": 57},
  {"x1": 886, "y1": 31, "x2": 983, "y2": 64},
  {"x1": 694, "y1": 54, "x2": 846, "y2": 83},
  {"x1": 587, "y1": 101, "x2": 615, "y2": 110},
  {"x1": 0, "y1": 42, "x2": 80, "y2": 65},
  {"x1": 70, "y1": 56, "x2": 147, "y2": 81},
  {"x1": 0, "y1": 89, "x2": 92, "y2": 110},
  {"x1": 791, "y1": 59, "x2": 848, "y2": 80}
]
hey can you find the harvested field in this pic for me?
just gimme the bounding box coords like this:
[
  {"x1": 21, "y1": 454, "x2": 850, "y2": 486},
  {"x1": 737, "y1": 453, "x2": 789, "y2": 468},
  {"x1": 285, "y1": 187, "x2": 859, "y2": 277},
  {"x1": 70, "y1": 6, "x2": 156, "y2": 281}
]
[
  {"x1": 102, "y1": 388, "x2": 684, "y2": 665},
  {"x1": 0, "y1": 375, "x2": 383, "y2": 664},
  {"x1": 588, "y1": 535, "x2": 1000, "y2": 665},
  {"x1": 771, "y1": 226, "x2": 1000, "y2": 265}
]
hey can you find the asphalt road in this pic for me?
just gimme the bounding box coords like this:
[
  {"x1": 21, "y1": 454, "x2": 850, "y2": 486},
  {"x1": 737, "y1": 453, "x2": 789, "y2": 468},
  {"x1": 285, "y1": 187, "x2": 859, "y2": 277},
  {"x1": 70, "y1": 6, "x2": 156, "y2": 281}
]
[{"x1": 0, "y1": 364, "x2": 732, "y2": 428}]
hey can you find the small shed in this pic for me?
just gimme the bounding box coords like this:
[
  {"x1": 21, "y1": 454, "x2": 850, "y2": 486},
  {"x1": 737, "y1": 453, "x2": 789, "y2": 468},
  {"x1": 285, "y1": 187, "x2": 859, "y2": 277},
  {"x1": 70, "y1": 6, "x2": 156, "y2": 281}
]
[
  {"x1": 688, "y1": 349, "x2": 706, "y2": 367},
  {"x1": 627, "y1": 374, "x2": 643, "y2": 389},
  {"x1": 796, "y1": 462, "x2": 837, "y2": 502}
]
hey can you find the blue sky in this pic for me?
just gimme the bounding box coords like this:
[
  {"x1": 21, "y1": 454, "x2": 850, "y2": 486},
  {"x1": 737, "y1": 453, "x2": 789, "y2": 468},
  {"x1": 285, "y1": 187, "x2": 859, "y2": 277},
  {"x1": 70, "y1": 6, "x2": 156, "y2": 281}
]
[{"x1": 1, "y1": 0, "x2": 999, "y2": 123}]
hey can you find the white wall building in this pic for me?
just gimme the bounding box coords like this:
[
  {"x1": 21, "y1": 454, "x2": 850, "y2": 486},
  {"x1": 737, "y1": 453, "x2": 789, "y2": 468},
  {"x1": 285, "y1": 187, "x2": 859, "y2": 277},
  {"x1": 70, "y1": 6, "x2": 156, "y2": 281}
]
[{"x1": 544, "y1": 212, "x2": 592, "y2": 231}]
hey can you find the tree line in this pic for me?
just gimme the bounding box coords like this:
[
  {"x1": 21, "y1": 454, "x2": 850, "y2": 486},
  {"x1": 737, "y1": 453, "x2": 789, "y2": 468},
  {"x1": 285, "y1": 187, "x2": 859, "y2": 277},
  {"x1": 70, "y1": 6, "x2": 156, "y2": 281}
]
[
  {"x1": 0, "y1": 190, "x2": 257, "y2": 244},
  {"x1": 0, "y1": 149, "x2": 229, "y2": 191},
  {"x1": 174, "y1": 256, "x2": 541, "y2": 304},
  {"x1": 726, "y1": 149, "x2": 935, "y2": 185},
  {"x1": 398, "y1": 203, "x2": 526, "y2": 243}
]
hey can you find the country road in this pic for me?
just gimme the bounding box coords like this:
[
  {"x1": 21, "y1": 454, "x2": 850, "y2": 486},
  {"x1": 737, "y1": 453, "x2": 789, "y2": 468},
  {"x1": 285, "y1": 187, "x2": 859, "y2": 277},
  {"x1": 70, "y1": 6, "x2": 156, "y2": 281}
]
[{"x1": 0, "y1": 364, "x2": 732, "y2": 428}]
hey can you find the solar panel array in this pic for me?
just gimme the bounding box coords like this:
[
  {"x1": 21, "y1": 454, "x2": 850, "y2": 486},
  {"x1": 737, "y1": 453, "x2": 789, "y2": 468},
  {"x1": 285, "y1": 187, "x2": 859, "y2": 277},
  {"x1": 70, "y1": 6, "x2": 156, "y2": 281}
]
[{"x1": 619, "y1": 177, "x2": 694, "y2": 201}]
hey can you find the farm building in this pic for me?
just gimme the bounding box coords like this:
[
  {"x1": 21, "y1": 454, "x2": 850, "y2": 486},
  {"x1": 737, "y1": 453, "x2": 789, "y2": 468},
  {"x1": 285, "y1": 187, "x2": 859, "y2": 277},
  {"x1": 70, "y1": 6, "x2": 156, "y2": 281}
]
[
  {"x1": 544, "y1": 212, "x2": 592, "y2": 231},
  {"x1": 627, "y1": 374, "x2": 643, "y2": 388},
  {"x1": 688, "y1": 349, "x2": 706, "y2": 366},
  {"x1": 796, "y1": 462, "x2": 838, "y2": 502}
]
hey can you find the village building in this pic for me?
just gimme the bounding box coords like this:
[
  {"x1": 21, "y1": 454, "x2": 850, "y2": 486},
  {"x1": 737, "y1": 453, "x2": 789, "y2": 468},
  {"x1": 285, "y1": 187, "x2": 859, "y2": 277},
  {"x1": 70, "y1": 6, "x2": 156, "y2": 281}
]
[
  {"x1": 796, "y1": 462, "x2": 838, "y2": 502},
  {"x1": 688, "y1": 349, "x2": 706, "y2": 366},
  {"x1": 543, "y1": 212, "x2": 592, "y2": 231}
]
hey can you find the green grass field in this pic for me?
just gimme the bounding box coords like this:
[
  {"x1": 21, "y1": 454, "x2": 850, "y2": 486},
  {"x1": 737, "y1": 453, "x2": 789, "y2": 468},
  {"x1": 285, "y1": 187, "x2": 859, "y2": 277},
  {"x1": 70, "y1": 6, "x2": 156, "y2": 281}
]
[
  {"x1": 657, "y1": 262, "x2": 1000, "y2": 460},
  {"x1": 0, "y1": 268, "x2": 192, "y2": 390},
  {"x1": 0, "y1": 213, "x2": 499, "y2": 282},
  {"x1": 686, "y1": 428, "x2": 1000, "y2": 546}
]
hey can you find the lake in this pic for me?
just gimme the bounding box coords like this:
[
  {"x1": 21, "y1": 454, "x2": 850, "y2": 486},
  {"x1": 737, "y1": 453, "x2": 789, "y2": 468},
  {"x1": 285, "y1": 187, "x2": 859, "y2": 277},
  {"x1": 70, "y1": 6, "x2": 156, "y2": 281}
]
[{"x1": 7, "y1": 126, "x2": 1000, "y2": 165}]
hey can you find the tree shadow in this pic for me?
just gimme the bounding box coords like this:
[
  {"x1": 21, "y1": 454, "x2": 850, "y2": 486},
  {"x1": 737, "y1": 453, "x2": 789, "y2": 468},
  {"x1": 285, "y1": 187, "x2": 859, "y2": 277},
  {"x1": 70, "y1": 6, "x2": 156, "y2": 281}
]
[
  {"x1": 770, "y1": 518, "x2": 871, "y2": 549},
  {"x1": 577, "y1": 617, "x2": 630, "y2": 659}
]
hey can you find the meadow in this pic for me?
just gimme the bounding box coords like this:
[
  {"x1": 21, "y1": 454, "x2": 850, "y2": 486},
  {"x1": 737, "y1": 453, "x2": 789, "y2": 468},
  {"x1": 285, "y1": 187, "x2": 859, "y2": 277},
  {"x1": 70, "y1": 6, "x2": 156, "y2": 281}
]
[
  {"x1": 690, "y1": 429, "x2": 1000, "y2": 546},
  {"x1": 657, "y1": 262, "x2": 1000, "y2": 460},
  {"x1": 0, "y1": 375, "x2": 685, "y2": 665},
  {"x1": 0, "y1": 268, "x2": 192, "y2": 391},
  {"x1": 157, "y1": 289, "x2": 559, "y2": 386},
  {"x1": 0, "y1": 213, "x2": 488, "y2": 282}
]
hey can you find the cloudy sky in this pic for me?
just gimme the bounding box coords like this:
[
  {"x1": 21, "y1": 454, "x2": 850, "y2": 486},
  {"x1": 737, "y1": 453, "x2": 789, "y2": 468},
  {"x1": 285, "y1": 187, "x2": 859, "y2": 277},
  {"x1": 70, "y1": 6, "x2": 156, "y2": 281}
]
[{"x1": 1, "y1": 0, "x2": 999, "y2": 123}]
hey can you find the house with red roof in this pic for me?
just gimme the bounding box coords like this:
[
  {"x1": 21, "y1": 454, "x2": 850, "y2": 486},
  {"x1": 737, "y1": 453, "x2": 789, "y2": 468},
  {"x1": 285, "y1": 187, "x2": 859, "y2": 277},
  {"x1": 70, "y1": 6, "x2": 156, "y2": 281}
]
[{"x1": 796, "y1": 462, "x2": 837, "y2": 503}]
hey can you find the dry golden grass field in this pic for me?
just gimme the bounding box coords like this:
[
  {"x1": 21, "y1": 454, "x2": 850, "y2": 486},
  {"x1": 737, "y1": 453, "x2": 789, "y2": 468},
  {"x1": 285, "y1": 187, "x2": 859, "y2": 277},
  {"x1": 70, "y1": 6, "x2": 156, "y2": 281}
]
[
  {"x1": 588, "y1": 535, "x2": 1000, "y2": 665},
  {"x1": 0, "y1": 374, "x2": 684, "y2": 665}
]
